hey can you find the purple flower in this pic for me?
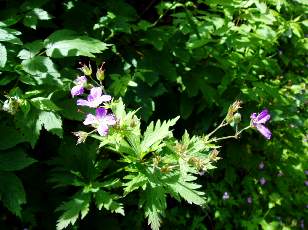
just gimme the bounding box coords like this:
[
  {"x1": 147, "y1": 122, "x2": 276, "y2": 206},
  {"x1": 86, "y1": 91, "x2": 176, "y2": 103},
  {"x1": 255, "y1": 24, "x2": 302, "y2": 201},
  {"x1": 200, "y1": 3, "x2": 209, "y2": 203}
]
[
  {"x1": 250, "y1": 109, "x2": 271, "y2": 140},
  {"x1": 259, "y1": 161, "x2": 265, "y2": 170},
  {"x1": 305, "y1": 180, "x2": 308, "y2": 186},
  {"x1": 305, "y1": 170, "x2": 308, "y2": 175},
  {"x1": 77, "y1": 87, "x2": 111, "y2": 108},
  {"x1": 71, "y1": 76, "x2": 87, "y2": 97},
  {"x1": 83, "y1": 108, "x2": 116, "y2": 136},
  {"x1": 222, "y1": 192, "x2": 229, "y2": 200},
  {"x1": 259, "y1": 177, "x2": 266, "y2": 185},
  {"x1": 247, "y1": 196, "x2": 252, "y2": 204}
]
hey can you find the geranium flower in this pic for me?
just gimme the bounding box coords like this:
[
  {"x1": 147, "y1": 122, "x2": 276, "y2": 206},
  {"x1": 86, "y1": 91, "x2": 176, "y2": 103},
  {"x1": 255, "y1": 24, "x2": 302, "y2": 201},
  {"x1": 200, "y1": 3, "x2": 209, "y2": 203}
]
[
  {"x1": 83, "y1": 108, "x2": 116, "y2": 136},
  {"x1": 77, "y1": 87, "x2": 111, "y2": 108},
  {"x1": 250, "y1": 109, "x2": 272, "y2": 140},
  {"x1": 71, "y1": 76, "x2": 87, "y2": 97}
]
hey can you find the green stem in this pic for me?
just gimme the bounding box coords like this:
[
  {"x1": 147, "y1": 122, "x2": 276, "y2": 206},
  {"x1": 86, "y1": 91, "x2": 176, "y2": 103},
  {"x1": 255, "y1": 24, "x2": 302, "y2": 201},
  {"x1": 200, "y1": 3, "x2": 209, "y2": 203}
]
[{"x1": 212, "y1": 125, "x2": 252, "y2": 142}]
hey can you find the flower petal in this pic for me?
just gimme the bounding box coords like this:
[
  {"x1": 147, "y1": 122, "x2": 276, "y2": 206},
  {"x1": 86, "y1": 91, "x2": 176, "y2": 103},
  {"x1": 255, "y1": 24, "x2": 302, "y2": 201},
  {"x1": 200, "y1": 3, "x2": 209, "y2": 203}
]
[
  {"x1": 101, "y1": 95, "x2": 112, "y2": 102},
  {"x1": 83, "y1": 114, "x2": 97, "y2": 125},
  {"x1": 256, "y1": 109, "x2": 270, "y2": 124},
  {"x1": 256, "y1": 124, "x2": 272, "y2": 140},
  {"x1": 97, "y1": 123, "x2": 109, "y2": 136},
  {"x1": 96, "y1": 108, "x2": 107, "y2": 118},
  {"x1": 71, "y1": 85, "x2": 84, "y2": 97},
  {"x1": 77, "y1": 99, "x2": 89, "y2": 106},
  {"x1": 74, "y1": 76, "x2": 87, "y2": 85},
  {"x1": 104, "y1": 115, "x2": 116, "y2": 125},
  {"x1": 250, "y1": 113, "x2": 257, "y2": 120},
  {"x1": 89, "y1": 87, "x2": 102, "y2": 98}
]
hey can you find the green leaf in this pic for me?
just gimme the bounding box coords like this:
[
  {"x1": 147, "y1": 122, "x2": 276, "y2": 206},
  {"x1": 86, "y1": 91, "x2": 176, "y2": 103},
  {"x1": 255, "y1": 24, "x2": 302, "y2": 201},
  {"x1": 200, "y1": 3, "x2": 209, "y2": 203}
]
[
  {"x1": 0, "y1": 172, "x2": 26, "y2": 216},
  {"x1": 18, "y1": 40, "x2": 44, "y2": 59},
  {"x1": 0, "y1": 124, "x2": 26, "y2": 150},
  {"x1": 0, "y1": 43, "x2": 7, "y2": 68},
  {"x1": 37, "y1": 111, "x2": 63, "y2": 137},
  {"x1": 23, "y1": 8, "x2": 52, "y2": 29},
  {"x1": 141, "y1": 116, "x2": 179, "y2": 154},
  {"x1": 123, "y1": 173, "x2": 148, "y2": 195},
  {"x1": 30, "y1": 97, "x2": 61, "y2": 111},
  {"x1": 21, "y1": 56, "x2": 63, "y2": 86},
  {"x1": 168, "y1": 179, "x2": 206, "y2": 206},
  {"x1": 143, "y1": 185, "x2": 166, "y2": 230},
  {"x1": 94, "y1": 190, "x2": 124, "y2": 215},
  {"x1": 44, "y1": 29, "x2": 109, "y2": 58},
  {"x1": 0, "y1": 28, "x2": 22, "y2": 45},
  {"x1": 56, "y1": 192, "x2": 91, "y2": 230},
  {"x1": 0, "y1": 148, "x2": 36, "y2": 171}
]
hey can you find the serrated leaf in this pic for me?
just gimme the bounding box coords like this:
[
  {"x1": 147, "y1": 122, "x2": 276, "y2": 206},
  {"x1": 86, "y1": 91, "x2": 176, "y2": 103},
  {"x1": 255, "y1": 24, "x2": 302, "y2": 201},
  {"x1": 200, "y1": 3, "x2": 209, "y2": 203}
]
[
  {"x1": 94, "y1": 190, "x2": 124, "y2": 215},
  {"x1": 44, "y1": 29, "x2": 109, "y2": 58},
  {"x1": 56, "y1": 192, "x2": 91, "y2": 230},
  {"x1": 141, "y1": 116, "x2": 179, "y2": 154},
  {"x1": 0, "y1": 43, "x2": 7, "y2": 68},
  {"x1": 30, "y1": 97, "x2": 61, "y2": 111},
  {"x1": 123, "y1": 173, "x2": 148, "y2": 195},
  {"x1": 0, "y1": 172, "x2": 26, "y2": 216},
  {"x1": 37, "y1": 111, "x2": 63, "y2": 137},
  {"x1": 168, "y1": 179, "x2": 206, "y2": 206},
  {"x1": 143, "y1": 186, "x2": 166, "y2": 230},
  {"x1": 21, "y1": 56, "x2": 63, "y2": 85},
  {"x1": 0, "y1": 148, "x2": 36, "y2": 171}
]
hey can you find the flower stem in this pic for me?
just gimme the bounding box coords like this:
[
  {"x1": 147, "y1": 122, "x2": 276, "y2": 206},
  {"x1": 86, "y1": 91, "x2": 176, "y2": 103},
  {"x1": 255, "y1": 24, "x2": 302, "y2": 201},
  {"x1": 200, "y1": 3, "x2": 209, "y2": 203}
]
[
  {"x1": 212, "y1": 125, "x2": 252, "y2": 142},
  {"x1": 206, "y1": 118, "x2": 227, "y2": 138}
]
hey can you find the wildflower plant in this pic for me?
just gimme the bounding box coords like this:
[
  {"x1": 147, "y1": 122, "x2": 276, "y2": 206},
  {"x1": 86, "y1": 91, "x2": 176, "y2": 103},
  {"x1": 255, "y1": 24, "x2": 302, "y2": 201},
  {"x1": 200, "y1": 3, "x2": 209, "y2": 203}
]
[{"x1": 55, "y1": 64, "x2": 273, "y2": 230}]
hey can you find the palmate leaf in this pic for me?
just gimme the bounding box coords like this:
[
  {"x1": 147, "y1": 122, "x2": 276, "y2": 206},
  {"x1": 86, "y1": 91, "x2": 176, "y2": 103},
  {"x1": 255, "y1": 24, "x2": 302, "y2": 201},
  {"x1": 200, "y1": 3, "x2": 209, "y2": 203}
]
[
  {"x1": 44, "y1": 29, "x2": 109, "y2": 58},
  {"x1": 141, "y1": 116, "x2": 179, "y2": 155},
  {"x1": 56, "y1": 192, "x2": 91, "y2": 230},
  {"x1": 94, "y1": 190, "x2": 124, "y2": 215}
]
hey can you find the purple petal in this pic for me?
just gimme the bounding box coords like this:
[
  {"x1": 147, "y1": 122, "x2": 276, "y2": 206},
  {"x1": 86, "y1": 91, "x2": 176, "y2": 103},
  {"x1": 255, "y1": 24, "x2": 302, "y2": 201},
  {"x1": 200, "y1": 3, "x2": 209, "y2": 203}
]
[
  {"x1": 97, "y1": 123, "x2": 109, "y2": 136},
  {"x1": 256, "y1": 124, "x2": 272, "y2": 140},
  {"x1": 71, "y1": 85, "x2": 84, "y2": 97},
  {"x1": 256, "y1": 109, "x2": 270, "y2": 124},
  {"x1": 74, "y1": 76, "x2": 87, "y2": 85},
  {"x1": 250, "y1": 113, "x2": 257, "y2": 120},
  {"x1": 89, "y1": 87, "x2": 102, "y2": 98},
  {"x1": 96, "y1": 108, "x2": 107, "y2": 118},
  {"x1": 77, "y1": 99, "x2": 89, "y2": 106},
  {"x1": 101, "y1": 95, "x2": 112, "y2": 102},
  {"x1": 83, "y1": 114, "x2": 97, "y2": 125},
  {"x1": 104, "y1": 115, "x2": 116, "y2": 125}
]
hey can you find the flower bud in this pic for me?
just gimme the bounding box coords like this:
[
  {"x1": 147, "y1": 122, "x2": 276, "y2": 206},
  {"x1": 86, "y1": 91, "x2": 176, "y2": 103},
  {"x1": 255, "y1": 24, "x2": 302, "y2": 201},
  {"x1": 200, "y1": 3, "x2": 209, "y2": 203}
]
[
  {"x1": 96, "y1": 68, "x2": 105, "y2": 81},
  {"x1": 233, "y1": 113, "x2": 241, "y2": 124},
  {"x1": 80, "y1": 63, "x2": 92, "y2": 76}
]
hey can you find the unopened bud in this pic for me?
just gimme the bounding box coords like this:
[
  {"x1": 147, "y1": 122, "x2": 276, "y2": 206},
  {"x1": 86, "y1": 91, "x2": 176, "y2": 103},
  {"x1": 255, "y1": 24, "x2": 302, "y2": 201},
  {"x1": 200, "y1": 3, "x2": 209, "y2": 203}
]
[
  {"x1": 96, "y1": 68, "x2": 105, "y2": 81},
  {"x1": 233, "y1": 113, "x2": 241, "y2": 124},
  {"x1": 80, "y1": 63, "x2": 92, "y2": 76},
  {"x1": 72, "y1": 131, "x2": 88, "y2": 144}
]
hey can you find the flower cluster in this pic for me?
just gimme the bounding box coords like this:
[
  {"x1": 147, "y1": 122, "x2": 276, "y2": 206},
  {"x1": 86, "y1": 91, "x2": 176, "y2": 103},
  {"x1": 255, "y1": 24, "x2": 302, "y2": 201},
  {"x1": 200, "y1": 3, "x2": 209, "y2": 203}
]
[{"x1": 71, "y1": 65, "x2": 116, "y2": 141}]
